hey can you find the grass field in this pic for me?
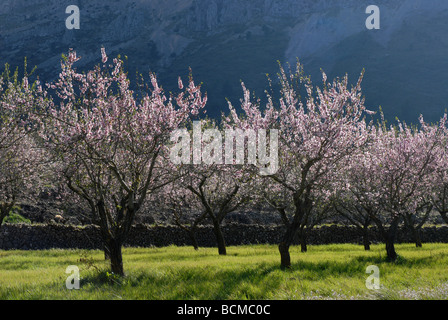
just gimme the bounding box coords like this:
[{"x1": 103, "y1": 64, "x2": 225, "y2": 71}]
[{"x1": 1, "y1": 243, "x2": 448, "y2": 300}]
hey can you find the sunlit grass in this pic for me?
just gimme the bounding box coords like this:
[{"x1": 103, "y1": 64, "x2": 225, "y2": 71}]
[{"x1": 1, "y1": 243, "x2": 448, "y2": 300}]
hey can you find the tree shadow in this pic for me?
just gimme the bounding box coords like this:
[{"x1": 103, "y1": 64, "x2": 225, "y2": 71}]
[
  {"x1": 77, "y1": 248, "x2": 448, "y2": 299},
  {"x1": 209, "y1": 263, "x2": 284, "y2": 299}
]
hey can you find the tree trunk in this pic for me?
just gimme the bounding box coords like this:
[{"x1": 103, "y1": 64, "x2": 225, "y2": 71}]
[
  {"x1": 300, "y1": 242, "x2": 307, "y2": 253},
  {"x1": 279, "y1": 241, "x2": 291, "y2": 269},
  {"x1": 105, "y1": 237, "x2": 124, "y2": 276},
  {"x1": 0, "y1": 204, "x2": 13, "y2": 230},
  {"x1": 299, "y1": 229, "x2": 308, "y2": 253},
  {"x1": 212, "y1": 219, "x2": 227, "y2": 255},
  {"x1": 441, "y1": 211, "x2": 448, "y2": 225},
  {"x1": 189, "y1": 229, "x2": 199, "y2": 251},
  {"x1": 411, "y1": 226, "x2": 423, "y2": 248},
  {"x1": 0, "y1": 209, "x2": 6, "y2": 230},
  {"x1": 385, "y1": 239, "x2": 397, "y2": 261},
  {"x1": 279, "y1": 217, "x2": 300, "y2": 269},
  {"x1": 404, "y1": 214, "x2": 424, "y2": 248},
  {"x1": 363, "y1": 226, "x2": 371, "y2": 251},
  {"x1": 385, "y1": 218, "x2": 399, "y2": 261},
  {"x1": 278, "y1": 196, "x2": 310, "y2": 269}
]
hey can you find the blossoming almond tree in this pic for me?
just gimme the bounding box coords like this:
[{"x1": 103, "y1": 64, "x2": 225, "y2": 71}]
[
  {"x1": 169, "y1": 120, "x2": 255, "y2": 255},
  {"x1": 332, "y1": 144, "x2": 379, "y2": 251},
  {"x1": 0, "y1": 66, "x2": 46, "y2": 229},
  {"x1": 366, "y1": 116, "x2": 444, "y2": 260},
  {"x1": 261, "y1": 174, "x2": 334, "y2": 253},
  {"x1": 39, "y1": 49, "x2": 206, "y2": 275},
  {"x1": 226, "y1": 62, "x2": 371, "y2": 268},
  {"x1": 429, "y1": 119, "x2": 448, "y2": 225},
  {"x1": 181, "y1": 164, "x2": 253, "y2": 255},
  {"x1": 157, "y1": 177, "x2": 208, "y2": 251}
]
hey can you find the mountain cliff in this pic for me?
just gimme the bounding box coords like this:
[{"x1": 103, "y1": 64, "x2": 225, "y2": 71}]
[{"x1": 1, "y1": 0, "x2": 448, "y2": 122}]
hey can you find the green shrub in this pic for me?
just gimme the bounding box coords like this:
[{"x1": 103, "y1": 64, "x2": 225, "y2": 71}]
[{"x1": 2, "y1": 208, "x2": 31, "y2": 224}]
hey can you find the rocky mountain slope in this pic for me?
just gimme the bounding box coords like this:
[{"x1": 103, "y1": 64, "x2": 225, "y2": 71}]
[{"x1": 1, "y1": 0, "x2": 448, "y2": 123}]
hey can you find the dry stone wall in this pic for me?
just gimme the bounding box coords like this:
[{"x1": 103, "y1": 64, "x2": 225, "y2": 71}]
[{"x1": 1, "y1": 223, "x2": 448, "y2": 250}]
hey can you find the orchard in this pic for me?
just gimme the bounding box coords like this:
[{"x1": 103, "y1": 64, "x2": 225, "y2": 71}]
[{"x1": 1, "y1": 48, "x2": 448, "y2": 276}]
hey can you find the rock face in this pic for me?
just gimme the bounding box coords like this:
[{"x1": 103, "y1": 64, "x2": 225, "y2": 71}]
[{"x1": 1, "y1": 0, "x2": 448, "y2": 122}]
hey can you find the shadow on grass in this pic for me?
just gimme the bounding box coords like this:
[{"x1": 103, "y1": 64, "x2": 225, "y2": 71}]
[
  {"x1": 75, "y1": 247, "x2": 448, "y2": 299},
  {"x1": 353, "y1": 250, "x2": 448, "y2": 267},
  {"x1": 287, "y1": 252, "x2": 443, "y2": 281},
  {"x1": 78, "y1": 262, "x2": 284, "y2": 299},
  {"x1": 78, "y1": 254, "x2": 441, "y2": 299},
  {"x1": 210, "y1": 264, "x2": 282, "y2": 299}
]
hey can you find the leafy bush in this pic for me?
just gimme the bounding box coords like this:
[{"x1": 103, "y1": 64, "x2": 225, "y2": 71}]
[{"x1": 2, "y1": 208, "x2": 31, "y2": 224}]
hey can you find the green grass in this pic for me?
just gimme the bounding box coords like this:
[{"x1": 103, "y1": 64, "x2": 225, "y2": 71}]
[{"x1": 1, "y1": 244, "x2": 448, "y2": 300}]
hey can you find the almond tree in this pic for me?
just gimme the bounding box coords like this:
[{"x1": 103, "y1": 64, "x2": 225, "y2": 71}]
[
  {"x1": 429, "y1": 119, "x2": 448, "y2": 225},
  {"x1": 366, "y1": 116, "x2": 444, "y2": 260},
  {"x1": 334, "y1": 200, "x2": 373, "y2": 251},
  {"x1": 176, "y1": 162, "x2": 253, "y2": 255},
  {"x1": 402, "y1": 202, "x2": 432, "y2": 248},
  {"x1": 168, "y1": 117, "x2": 257, "y2": 255},
  {"x1": 39, "y1": 49, "x2": 206, "y2": 276},
  {"x1": 332, "y1": 135, "x2": 380, "y2": 251},
  {"x1": 262, "y1": 176, "x2": 333, "y2": 253},
  {"x1": 0, "y1": 66, "x2": 46, "y2": 229},
  {"x1": 226, "y1": 62, "x2": 371, "y2": 269},
  {"x1": 158, "y1": 178, "x2": 208, "y2": 251},
  {"x1": 185, "y1": 168, "x2": 249, "y2": 255}
]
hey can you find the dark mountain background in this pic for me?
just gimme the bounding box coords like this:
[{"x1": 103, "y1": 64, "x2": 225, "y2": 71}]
[{"x1": 2, "y1": 0, "x2": 448, "y2": 124}]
